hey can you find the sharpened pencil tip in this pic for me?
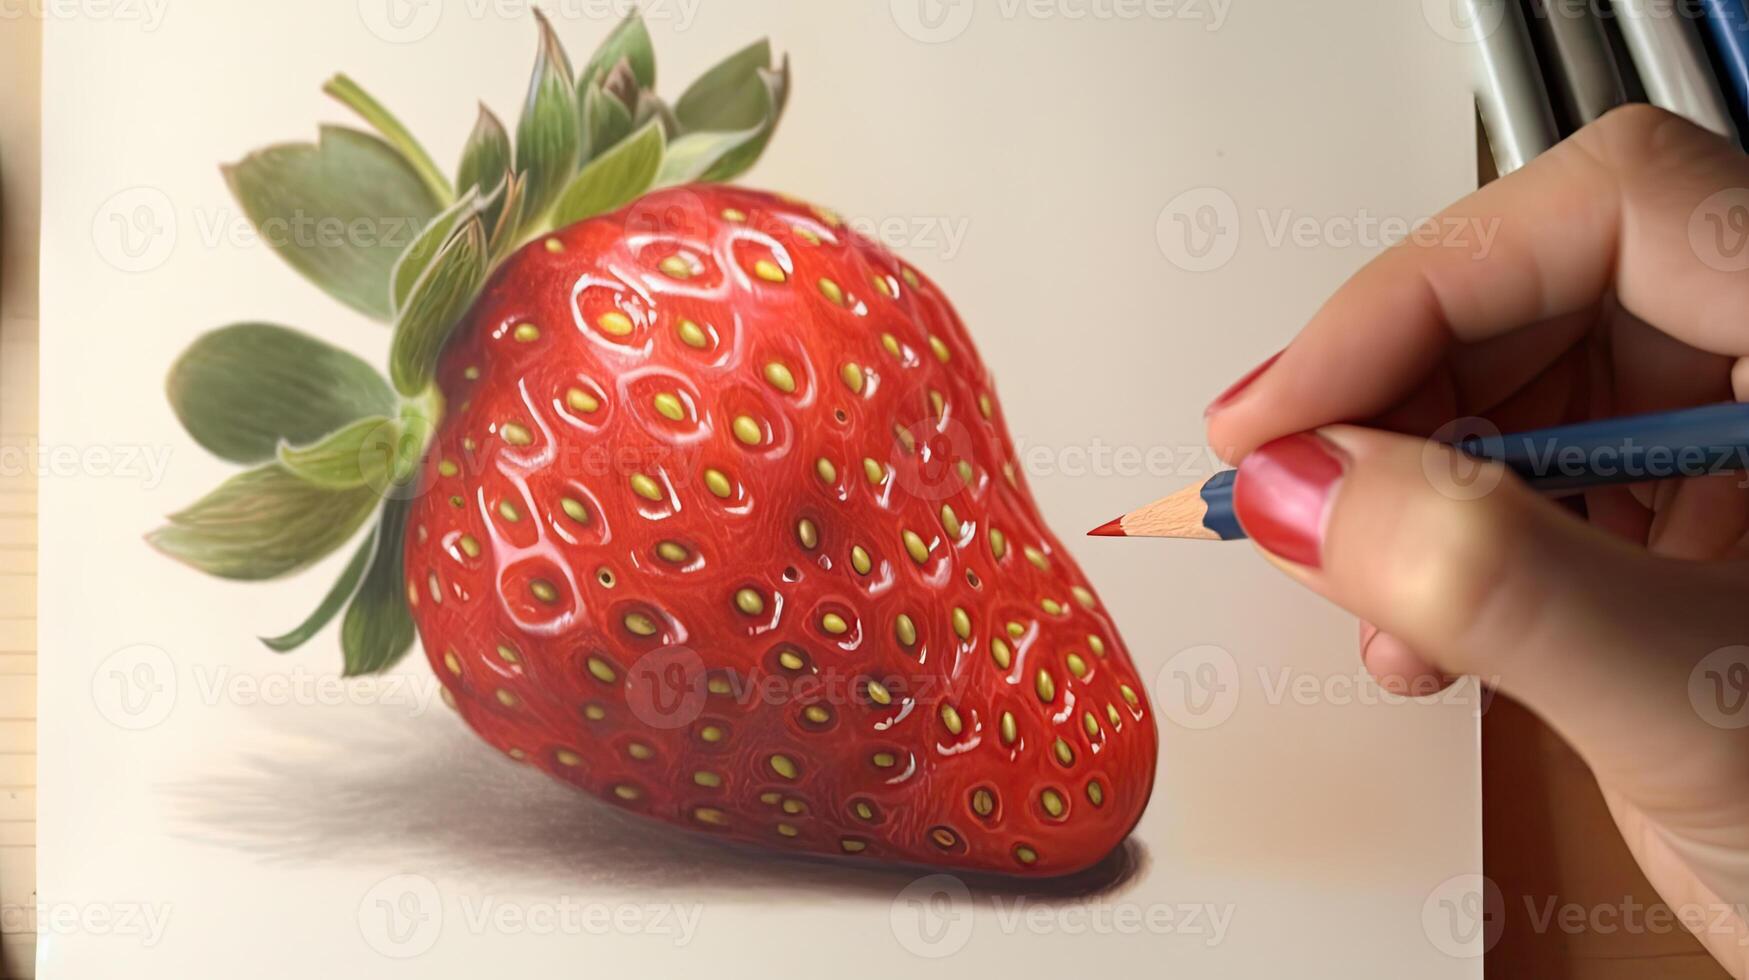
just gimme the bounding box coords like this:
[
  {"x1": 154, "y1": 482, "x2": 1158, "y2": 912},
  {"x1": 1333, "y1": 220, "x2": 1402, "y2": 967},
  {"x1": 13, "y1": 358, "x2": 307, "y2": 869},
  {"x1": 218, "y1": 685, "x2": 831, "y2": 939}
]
[{"x1": 1086, "y1": 516, "x2": 1127, "y2": 538}]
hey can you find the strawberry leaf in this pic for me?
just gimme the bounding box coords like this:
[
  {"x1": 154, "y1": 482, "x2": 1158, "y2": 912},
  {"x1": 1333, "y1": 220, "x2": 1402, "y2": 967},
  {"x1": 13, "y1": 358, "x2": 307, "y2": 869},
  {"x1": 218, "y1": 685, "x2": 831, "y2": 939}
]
[
  {"x1": 223, "y1": 126, "x2": 442, "y2": 321},
  {"x1": 167, "y1": 323, "x2": 396, "y2": 464},
  {"x1": 388, "y1": 217, "x2": 488, "y2": 396},
  {"x1": 277, "y1": 416, "x2": 401, "y2": 490},
  {"x1": 661, "y1": 54, "x2": 790, "y2": 184},
  {"x1": 551, "y1": 118, "x2": 665, "y2": 227},
  {"x1": 489, "y1": 171, "x2": 528, "y2": 263},
  {"x1": 148, "y1": 465, "x2": 378, "y2": 581},
  {"x1": 341, "y1": 497, "x2": 416, "y2": 676},
  {"x1": 455, "y1": 104, "x2": 511, "y2": 230},
  {"x1": 581, "y1": 79, "x2": 634, "y2": 163},
  {"x1": 514, "y1": 11, "x2": 581, "y2": 229},
  {"x1": 322, "y1": 73, "x2": 454, "y2": 205},
  {"x1": 390, "y1": 187, "x2": 481, "y2": 314},
  {"x1": 579, "y1": 11, "x2": 655, "y2": 91},
  {"x1": 260, "y1": 525, "x2": 378, "y2": 653}
]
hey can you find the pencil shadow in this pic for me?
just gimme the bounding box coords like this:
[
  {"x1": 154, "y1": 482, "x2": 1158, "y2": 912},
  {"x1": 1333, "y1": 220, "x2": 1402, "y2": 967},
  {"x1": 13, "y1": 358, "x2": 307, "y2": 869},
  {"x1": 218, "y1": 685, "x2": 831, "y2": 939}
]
[{"x1": 164, "y1": 700, "x2": 1146, "y2": 901}]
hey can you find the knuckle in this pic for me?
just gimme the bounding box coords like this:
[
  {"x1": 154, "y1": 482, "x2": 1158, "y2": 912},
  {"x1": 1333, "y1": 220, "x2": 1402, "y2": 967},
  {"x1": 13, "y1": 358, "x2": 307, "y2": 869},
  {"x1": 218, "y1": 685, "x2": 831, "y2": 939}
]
[
  {"x1": 1582, "y1": 103, "x2": 1725, "y2": 173},
  {"x1": 1373, "y1": 486, "x2": 1536, "y2": 661}
]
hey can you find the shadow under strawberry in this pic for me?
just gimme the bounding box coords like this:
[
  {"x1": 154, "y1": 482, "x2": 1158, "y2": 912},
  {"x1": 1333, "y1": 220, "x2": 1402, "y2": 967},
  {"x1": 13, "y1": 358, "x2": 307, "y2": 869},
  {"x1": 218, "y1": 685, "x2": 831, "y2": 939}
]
[{"x1": 166, "y1": 702, "x2": 1145, "y2": 900}]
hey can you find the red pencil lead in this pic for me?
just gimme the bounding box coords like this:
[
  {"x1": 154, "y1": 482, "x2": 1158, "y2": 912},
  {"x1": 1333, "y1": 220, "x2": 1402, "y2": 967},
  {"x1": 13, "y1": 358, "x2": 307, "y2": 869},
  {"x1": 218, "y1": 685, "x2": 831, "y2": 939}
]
[{"x1": 1086, "y1": 516, "x2": 1127, "y2": 537}]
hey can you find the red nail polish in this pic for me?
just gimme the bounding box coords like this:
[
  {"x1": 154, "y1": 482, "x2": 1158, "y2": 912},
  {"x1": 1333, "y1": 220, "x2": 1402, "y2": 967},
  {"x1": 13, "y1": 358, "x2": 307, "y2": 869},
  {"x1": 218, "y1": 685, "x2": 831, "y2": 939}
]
[
  {"x1": 1233, "y1": 432, "x2": 1345, "y2": 568},
  {"x1": 1205, "y1": 350, "x2": 1283, "y2": 417}
]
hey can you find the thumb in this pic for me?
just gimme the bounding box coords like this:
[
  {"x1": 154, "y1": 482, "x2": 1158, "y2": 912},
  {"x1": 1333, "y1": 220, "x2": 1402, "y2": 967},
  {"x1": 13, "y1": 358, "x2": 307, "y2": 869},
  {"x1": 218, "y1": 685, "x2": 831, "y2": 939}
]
[{"x1": 1233, "y1": 426, "x2": 1746, "y2": 774}]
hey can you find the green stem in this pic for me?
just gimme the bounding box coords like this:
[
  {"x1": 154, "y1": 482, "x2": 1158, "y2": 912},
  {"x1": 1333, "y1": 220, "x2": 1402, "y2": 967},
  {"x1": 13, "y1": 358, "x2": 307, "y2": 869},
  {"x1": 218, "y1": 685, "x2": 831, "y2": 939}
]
[
  {"x1": 394, "y1": 385, "x2": 446, "y2": 486},
  {"x1": 323, "y1": 73, "x2": 455, "y2": 204}
]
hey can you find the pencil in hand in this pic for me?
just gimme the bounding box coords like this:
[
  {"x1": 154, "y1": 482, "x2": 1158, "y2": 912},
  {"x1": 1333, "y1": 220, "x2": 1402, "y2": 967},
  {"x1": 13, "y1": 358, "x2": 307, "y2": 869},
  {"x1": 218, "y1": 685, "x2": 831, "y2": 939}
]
[{"x1": 1090, "y1": 402, "x2": 1749, "y2": 542}]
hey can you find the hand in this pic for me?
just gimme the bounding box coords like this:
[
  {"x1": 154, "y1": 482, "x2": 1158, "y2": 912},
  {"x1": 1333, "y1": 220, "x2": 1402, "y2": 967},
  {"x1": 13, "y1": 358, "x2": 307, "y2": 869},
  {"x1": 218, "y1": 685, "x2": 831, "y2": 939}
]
[{"x1": 1204, "y1": 104, "x2": 1749, "y2": 976}]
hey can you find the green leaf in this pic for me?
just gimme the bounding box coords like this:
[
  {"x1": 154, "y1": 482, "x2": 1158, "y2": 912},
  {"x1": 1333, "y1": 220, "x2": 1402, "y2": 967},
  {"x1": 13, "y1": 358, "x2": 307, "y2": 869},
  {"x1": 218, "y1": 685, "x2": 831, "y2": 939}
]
[
  {"x1": 341, "y1": 497, "x2": 416, "y2": 676},
  {"x1": 456, "y1": 104, "x2": 511, "y2": 199},
  {"x1": 323, "y1": 73, "x2": 454, "y2": 205},
  {"x1": 676, "y1": 40, "x2": 774, "y2": 131},
  {"x1": 390, "y1": 187, "x2": 480, "y2": 314},
  {"x1": 489, "y1": 171, "x2": 528, "y2": 263},
  {"x1": 148, "y1": 465, "x2": 378, "y2": 581},
  {"x1": 661, "y1": 54, "x2": 790, "y2": 185},
  {"x1": 581, "y1": 80, "x2": 634, "y2": 163},
  {"x1": 551, "y1": 118, "x2": 665, "y2": 227},
  {"x1": 580, "y1": 11, "x2": 655, "y2": 91},
  {"x1": 167, "y1": 323, "x2": 396, "y2": 464},
  {"x1": 260, "y1": 526, "x2": 377, "y2": 653},
  {"x1": 514, "y1": 11, "x2": 581, "y2": 226},
  {"x1": 223, "y1": 126, "x2": 442, "y2": 321},
  {"x1": 455, "y1": 104, "x2": 511, "y2": 230},
  {"x1": 277, "y1": 415, "x2": 401, "y2": 490},
  {"x1": 388, "y1": 217, "x2": 488, "y2": 396}
]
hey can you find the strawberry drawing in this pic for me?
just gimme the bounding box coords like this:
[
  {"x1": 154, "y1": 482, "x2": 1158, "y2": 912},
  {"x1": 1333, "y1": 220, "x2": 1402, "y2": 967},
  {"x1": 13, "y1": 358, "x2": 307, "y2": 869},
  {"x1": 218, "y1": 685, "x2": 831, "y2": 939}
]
[{"x1": 153, "y1": 11, "x2": 1156, "y2": 876}]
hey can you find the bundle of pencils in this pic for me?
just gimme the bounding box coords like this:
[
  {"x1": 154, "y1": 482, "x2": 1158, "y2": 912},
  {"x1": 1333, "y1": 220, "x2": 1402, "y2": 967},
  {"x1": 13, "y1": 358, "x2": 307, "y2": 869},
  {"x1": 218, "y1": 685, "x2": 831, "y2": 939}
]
[{"x1": 1468, "y1": 0, "x2": 1749, "y2": 176}]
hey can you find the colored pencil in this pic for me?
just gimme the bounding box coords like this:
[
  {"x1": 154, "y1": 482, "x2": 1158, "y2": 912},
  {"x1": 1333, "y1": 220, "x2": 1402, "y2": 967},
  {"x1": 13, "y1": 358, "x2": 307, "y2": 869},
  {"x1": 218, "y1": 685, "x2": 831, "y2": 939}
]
[
  {"x1": 1471, "y1": 0, "x2": 1560, "y2": 174},
  {"x1": 1524, "y1": 0, "x2": 1630, "y2": 131},
  {"x1": 1089, "y1": 402, "x2": 1749, "y2": 541},
  {"x1": 1698, "y1": 0, "x2": 1749, "y2": 142},
  {"x1": 1614, "y1": 0, "x2": 1739, "y2": 139}
]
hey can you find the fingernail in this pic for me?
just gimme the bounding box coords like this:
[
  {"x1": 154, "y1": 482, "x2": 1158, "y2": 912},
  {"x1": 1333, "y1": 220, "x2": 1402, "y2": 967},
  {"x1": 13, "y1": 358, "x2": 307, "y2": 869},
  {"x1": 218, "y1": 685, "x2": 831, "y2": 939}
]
[
  {"x1": 1233, "y1": 432, "x2": 1346, "y2": 568},
  {"x1": 1204, "y1": 350, "x2": 1283, "y2": 418}
]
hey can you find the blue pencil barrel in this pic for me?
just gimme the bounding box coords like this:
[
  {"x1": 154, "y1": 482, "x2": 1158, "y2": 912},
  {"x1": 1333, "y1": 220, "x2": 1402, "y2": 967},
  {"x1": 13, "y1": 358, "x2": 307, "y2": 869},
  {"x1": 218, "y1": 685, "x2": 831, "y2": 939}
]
[{"x1": 1453, "y1": 402, "x2": 1749, "y2": 492}]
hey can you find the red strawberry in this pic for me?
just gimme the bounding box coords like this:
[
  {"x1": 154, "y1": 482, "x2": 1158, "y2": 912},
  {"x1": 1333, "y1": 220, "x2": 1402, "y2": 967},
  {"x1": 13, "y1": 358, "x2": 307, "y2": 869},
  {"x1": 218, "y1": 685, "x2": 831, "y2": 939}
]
[
  {"x1": 153, "y1": 13, "x2": 1157, "y2": 878},
  {"x1": 404, "y1": 185, "x2": 1157, "y2": 875}
]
